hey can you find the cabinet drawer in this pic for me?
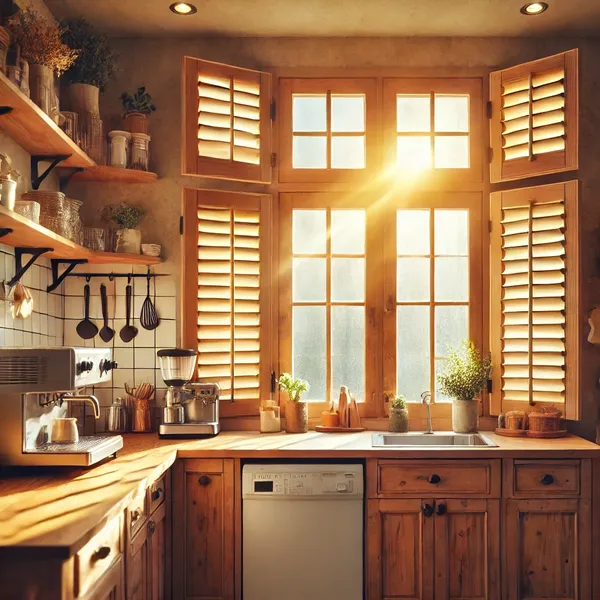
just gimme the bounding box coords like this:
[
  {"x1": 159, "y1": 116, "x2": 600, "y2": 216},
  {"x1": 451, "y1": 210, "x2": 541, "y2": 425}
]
[
  {"x1": 75, "y1": 513, "x2": 123, "y2": 598},
  {"x1": 506, "y1": 460, "x2": 583, "y2": 497},
  {"x1": 374, "y1": 460, "x2": 500, "y2": 498},
  {"x1": 148, "y1": 474, "x2": 167, "y2": 515},
  {"x1": 127, "y1": 487, "x2": 148, "y2": 540}
]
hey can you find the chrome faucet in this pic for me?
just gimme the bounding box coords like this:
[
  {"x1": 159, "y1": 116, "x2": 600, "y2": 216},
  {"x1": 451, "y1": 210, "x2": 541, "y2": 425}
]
[{"x1": 421, "y1": 391, "x2": 433, "y2": 434}]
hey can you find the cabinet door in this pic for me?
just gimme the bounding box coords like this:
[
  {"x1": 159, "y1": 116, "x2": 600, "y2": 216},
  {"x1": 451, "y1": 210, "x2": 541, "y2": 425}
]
[
  {"x1": 367, "y1": 499, "x2": 434, "y2": 600},
  {"x1": 504, "y1": 499, "x2": 591, "y2": 600},
  {"x1": 433, "y1": 499, "x2": 500, "y2": 600},
  {"x1": 86, "y1": 557, "x2": 125, "y2": 600},
  {"x1": 149, "y1": 502, "x2": 168, "y2": 600},
  {"x1": 173, "y1": 459, "x2": 235, "y2": 600},
  {"x1": 127, "y1": 525, "x2": 150, "y2": 600}
]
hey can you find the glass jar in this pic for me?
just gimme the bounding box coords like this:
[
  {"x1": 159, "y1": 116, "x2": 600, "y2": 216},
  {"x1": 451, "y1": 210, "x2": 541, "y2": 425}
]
[
  {"x1": 130, "y1": 132, "x2": 150, "y2": 171},
  {"x1": 0, "y1": 27, "x2": 9, "y2": 75},
  {"x1": 83, "y1": 227, "x2": 106, "y2": 251},
  {"x1": 108, "y1": 130, "x2": 131, "y2": 168},
  {"x1": 389, "y1": 405, "x2": 409, "y2": 433}
]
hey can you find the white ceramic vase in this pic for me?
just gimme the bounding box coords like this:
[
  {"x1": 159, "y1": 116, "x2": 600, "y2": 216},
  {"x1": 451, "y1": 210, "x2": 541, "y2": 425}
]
[
  {"x1": 30, "y1": 64, "x2": 59, "y2": 121},
  {"x1": 116, "y1": 228, "x2": 142, "y2": 254},
  {"x1": 66, "y1": 83, "x2": 100, "y2": 115},
  {"x1": 452, "y1": 399, "x2": 478, "y2": 433}
]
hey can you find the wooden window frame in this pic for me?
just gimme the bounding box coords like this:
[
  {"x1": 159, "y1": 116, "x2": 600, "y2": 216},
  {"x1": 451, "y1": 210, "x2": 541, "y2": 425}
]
[
  {"x1": 489, "y1": 180, "x2": 580, "y2": 419},
  {"x1": 382, "y1": 193, "x2": 484, "y2": 420},
  {"x1": 182, "y1": 56, "x2": 273, "y2": 184},
  {"x1": 181, "y1": 188, "x2": 274, "y2": 418},
  {"x1": 279, "y1": 78, "x2": 378, "y2": 184},
  {"x1": 383, "y1": 77, "x2": 484, "y2": 188}
]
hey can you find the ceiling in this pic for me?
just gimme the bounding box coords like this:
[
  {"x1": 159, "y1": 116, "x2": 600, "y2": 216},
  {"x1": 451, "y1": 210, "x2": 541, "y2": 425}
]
[{"x1": 45, "y1": 0, "x2": 600, "y2": 37}]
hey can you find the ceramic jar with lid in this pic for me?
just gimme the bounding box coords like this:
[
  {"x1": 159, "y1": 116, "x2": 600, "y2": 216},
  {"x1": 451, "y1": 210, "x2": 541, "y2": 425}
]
[
  {"x1": 108, "y1": 130, "x2": 131, "y2": 168},
  {"x1": 130, "y1": 132, "x2": 150, "y2": 171},
  {"x1": 0, "y1": 153, "x2": 20, "y2": 211}
]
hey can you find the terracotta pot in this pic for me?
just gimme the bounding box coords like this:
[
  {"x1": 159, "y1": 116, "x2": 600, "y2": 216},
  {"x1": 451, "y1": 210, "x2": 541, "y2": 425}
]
[
  {"x1": 389, "y1": 406, "x2": 409, "y2": 433},
  {"x1": 30, "y1": 64, "x2": 58, "y2": 121},
  {"x1": 124, "y1": 111, "x2": 149, "y2": 135},
  {"x1": 286, "y1": 399, "x2": 308, "y2": 433},
  {"x1": 66, "y1": 83, "x2": 100, "y2": 115},
  {"x1": 452, "y1": 399, "x2": 478, "y2": 433}
]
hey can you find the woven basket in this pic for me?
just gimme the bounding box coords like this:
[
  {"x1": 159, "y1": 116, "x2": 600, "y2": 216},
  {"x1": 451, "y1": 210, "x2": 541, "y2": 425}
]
[{"x1": 528, "y1": 407, "x2": 562, "y2": 433}]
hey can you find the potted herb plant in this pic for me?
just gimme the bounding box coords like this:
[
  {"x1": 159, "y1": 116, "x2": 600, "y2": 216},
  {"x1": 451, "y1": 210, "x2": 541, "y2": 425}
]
[
  {"x1": 386, "y1": 392, "x2": 409, "y2": 433},
  {"x1": 104, "y1": 203, "x2": 144, "y2": 255},
  {"x1": 437, "y1": 341, "x2": 492, "y2": 433},
  {"x1": 121, "y1": 87, "x2": 156, "y2": 134},
  {"x1": 278, "y1": 372, "x2": 309, "y2": 434},
  {"x1": 61, "y1": 18, "x2": 118, "y2": 116},
  {"x1": 6, "y1": 8, "x2": 77, "y2": 121}
]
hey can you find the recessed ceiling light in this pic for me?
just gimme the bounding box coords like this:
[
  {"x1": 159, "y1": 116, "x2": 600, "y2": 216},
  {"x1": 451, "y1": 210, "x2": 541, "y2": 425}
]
[
  {"x1": 520, "y1": 2, "x2": 549, "y2": 15},
  {"x1": 169, "y1": 2, "x2": 197, "y2": 15}
]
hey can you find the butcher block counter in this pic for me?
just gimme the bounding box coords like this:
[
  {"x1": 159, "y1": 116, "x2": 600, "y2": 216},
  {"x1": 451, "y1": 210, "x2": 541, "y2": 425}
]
[{"x1": 0, "y1": 430, "x2": 598, "y2": 558}]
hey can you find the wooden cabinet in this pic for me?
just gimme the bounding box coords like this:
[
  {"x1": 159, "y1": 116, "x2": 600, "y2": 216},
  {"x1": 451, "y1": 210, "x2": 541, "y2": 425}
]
[
  {"x1": 127, "y1": 522, "x2": 150, "y2": 600},
  {"x1": 149, "y1": 502, "x2": 168, "y2": 600},
  {"x1": 85, "y1": 557, "x2": 125, "y2": 600},
  {"x1": 172, "y1": 458, "x2": 235, "y2": 600}
]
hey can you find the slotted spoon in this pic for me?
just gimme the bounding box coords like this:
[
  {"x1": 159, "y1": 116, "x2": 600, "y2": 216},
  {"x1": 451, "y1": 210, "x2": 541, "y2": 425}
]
[{"x1": 140, "y1": 272, "x2": 159, "y2": 330}]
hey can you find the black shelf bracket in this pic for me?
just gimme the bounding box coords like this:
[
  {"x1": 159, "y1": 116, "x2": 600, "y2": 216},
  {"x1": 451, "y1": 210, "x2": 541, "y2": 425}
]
[
  {"x1": 31, "y1": 155, "x2": 71, "y2": 190},
  {"x1": 48, "y1": 258, "x2": 88, "y2": 293},
  {"x1": 0, "y1": 227, "x2": 13, "y2": 239},
  {"x1": 59, "y1": 167, "x2": 85, "y2": 192},
  {"x1": 8, "y1": 247, "x2": 53, "y2": 287},
  {"x1": 0, "y1": 106, "x2": 13, "y2": 116}
]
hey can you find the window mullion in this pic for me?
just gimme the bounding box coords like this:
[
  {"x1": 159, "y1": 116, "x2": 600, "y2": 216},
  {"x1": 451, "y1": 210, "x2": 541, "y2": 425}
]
[
  {"x1": 326, "y1": 90, "x2": 332, "y2": 170},
  {"x1": 429, "y1": 208, "x2": 436, "y2": 403},
  {"x1": 429, "y1": 91, "x2": 435, "y2": 168},
  {"x1": 326, "y1": 208, "x2": 332, "y2": 406}
]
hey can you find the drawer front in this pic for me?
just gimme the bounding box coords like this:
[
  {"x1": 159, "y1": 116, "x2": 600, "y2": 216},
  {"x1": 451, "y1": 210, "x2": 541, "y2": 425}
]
[
  {"x1": 510, "y1": 460, "x2": 581, "y2": 497},
  {"x1": 75, "y1": 514, "x2": 123, "y2": 598},
  {"x1": 127, "y1": 488, "x2": 148, "y2": 540},
  {"x1": 376, "y1": 460, "x2": 500, "y2": 498},
  {"x1": 148, "y1": 474, "x2": 167, "y2": 515}
]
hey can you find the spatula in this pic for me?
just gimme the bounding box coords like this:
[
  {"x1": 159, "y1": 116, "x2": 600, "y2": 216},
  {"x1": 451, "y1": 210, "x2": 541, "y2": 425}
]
[
  {"x1": 76, "y1": 283, "x2": 98, "y2": 340},
  {"x1": 140, "y1": 272, "x2": 159, "y2": 330},
  {"x1": 99, "y1": 283, "x2": 115, "y2": 343},
  {"x1": 119, "y1": 283, "x2": 138, "y2": 343}
]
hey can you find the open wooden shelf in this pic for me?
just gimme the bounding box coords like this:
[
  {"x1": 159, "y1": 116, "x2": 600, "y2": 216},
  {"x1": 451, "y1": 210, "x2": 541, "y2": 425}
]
[
  {"x1": 0, "y1": 72, "x2": 95, "y2": 169},
  {"x1": 71, "y1": 166, "x2": 158, "y2": 184},
  {"x1": 0, "y1": 206, "x2": 161, "y2": 265}
]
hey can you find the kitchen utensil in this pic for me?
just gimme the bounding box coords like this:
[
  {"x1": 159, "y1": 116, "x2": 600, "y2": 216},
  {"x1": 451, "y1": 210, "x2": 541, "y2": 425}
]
[
  {"x1": 51, "y1": 417, "x2": 79, "y2": 443},
  {"x1": 98, "y1": 283, "x2": 115, "y2": 343},
  {"x1": 140, "y1": 273, "x2": 159, "y2": 331},
  {"x1": 76, "y1": 283, "x2": 98, "y2": 340},
  {"x1": 9, "y1": 282, "x2": 33, "y2": 319},
  {"x1": 119, "y1": 283, "x2": 138, "y2": 343},
  {"x1": 106, "y1": 397, "x2": 128, "y2": 433},
  {"x1": 132, "y1": 398, "x2": 153, "y2": 432}
]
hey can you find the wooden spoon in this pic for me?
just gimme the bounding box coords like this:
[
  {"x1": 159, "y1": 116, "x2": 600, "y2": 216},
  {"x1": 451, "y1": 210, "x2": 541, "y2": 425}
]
[
  {"x1": 119, "y1": 283, "x2": 138, "y2": 343},
  {"x1": 76, "y1": 283, "x2": 98, "y2": 340}
]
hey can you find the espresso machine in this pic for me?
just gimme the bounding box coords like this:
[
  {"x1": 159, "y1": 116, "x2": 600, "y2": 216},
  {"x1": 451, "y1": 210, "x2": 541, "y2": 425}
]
[
  {"x1": 157, "y1": 348, "x2": 220, "y2": 438},
  {"x1": 0, "y1": 347, "x2": 122, "y2": 467}
]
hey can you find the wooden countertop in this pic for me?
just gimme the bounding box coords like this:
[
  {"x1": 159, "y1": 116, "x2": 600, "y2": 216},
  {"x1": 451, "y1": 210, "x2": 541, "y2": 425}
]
[{"x1": 0, "y1": 430, "x2": 598, "y2": 557}]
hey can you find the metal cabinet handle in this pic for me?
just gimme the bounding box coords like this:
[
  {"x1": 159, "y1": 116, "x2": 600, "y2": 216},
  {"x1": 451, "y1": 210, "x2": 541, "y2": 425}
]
[
  {"x1": 540, "y1": 474, "x2": 555, "y2": 485},
  {"x1": 435, "y1": 502, "x2": 447, "y2": 516},
  {"x1": 151, "y1": 487, "x2": 163, "y2": 502},
  {"x1": 428, "y1": 474, "x2": 441, "y2": 484},
  {"x1": 422, "y1": 502, "x2": 434, "y2": 517},
  {"x1": 131, "y1": 509, "x2": 141, "y2": 523},
  {"x1": 91, "y1": 546, "x2": 111, "y2": 562},
  {"x1": 148, "y1": 520, "x2": 156, "y2": 535},
  {"x1": 198, "y1": 475, "x2": 212, "y2": 487}
]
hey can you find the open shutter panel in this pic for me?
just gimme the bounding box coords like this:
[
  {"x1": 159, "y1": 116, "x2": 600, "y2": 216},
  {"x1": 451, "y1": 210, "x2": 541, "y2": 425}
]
[
  {"x1": 490, "y1": 181, "x2": 580, "y2": 419},
  {"x1": 490, "y1": 49, "x2": 578, "y2": 183},
  {"x1": 183, "y1": 57, "x2": 272, "y2": 184}
]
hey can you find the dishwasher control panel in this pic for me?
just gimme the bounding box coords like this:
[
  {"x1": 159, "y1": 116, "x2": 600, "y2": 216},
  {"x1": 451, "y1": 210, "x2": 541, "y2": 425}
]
[{"x1": 242, "y1": 464, "x2": 363, "y2": 498}]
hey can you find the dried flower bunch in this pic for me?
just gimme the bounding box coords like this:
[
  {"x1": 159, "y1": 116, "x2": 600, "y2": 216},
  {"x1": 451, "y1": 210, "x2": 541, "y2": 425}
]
[
  {"x1": 6, "y1": 8, "x2": 78, "y2": 74},
  {"x1": 437, "y1": 340, "x2": 492, "y2": 401},
  {"x1": 103, "y1": 203, "x2": 144, "y2": 230},
  {"x1": 278, "y1": 372, "x2": 309, "y2": 402}
]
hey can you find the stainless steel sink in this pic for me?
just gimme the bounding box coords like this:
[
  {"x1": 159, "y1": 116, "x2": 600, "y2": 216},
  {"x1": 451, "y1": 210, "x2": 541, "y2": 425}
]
[{"x1": 371, "y1": 432, "x2": 497, "y2": 448}]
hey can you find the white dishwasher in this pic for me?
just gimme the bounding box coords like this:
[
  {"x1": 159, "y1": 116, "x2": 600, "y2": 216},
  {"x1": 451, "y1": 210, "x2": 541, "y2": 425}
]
[{"x1": 242, "y1": 463, "x2": 364, "y2": 600}]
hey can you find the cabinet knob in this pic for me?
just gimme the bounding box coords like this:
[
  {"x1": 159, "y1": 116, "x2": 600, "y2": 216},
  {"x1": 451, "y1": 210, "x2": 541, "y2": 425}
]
[
  {"x1": 91, "y1": 546, "x2": 111, "y2": 562},
  {"x1": 148, "y1": 520, "x2": 156, "y2": 535},
  {"x1": 151, "y1": 487, "x2": 163, "y2": 502},
  {"x1": 428, "y1": 474, "x2": 441, "y2": 484},
  {"x1": 435, "y1": 502, "x2": 447, "y2": 516},
  {"x1": 198, "y1": 475, "x2": 212, "y2": 487},
  {"x1": 540, "y1": 473, "x2": 554, "y2": 485},
  {"x1": 422, "y1": 502, "x2": 434, "y2": 517}
]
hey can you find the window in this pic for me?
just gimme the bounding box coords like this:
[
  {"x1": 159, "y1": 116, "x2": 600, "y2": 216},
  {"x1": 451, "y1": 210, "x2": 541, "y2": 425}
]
[
  {"x1": 279, "y1": 79, "x2": 377, "y2": 183},
  {"x1": 383, "y1": 78, "x2": 483, "y2": 185},
  {"x1": 183, "y1": 57, "x2": 272, "y2": 183},
  {"x1": 489, "y1": 181, "x2": 579, "y2": 419},
  {"x1": 182, "y1": 188, "x2": 273, "y2": 417}
]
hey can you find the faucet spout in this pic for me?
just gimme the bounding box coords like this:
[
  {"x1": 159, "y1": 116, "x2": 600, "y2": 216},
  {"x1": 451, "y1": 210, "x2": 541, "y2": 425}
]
[{"x1": 421, "y1": 391, "x2": 433, "y2": 434}]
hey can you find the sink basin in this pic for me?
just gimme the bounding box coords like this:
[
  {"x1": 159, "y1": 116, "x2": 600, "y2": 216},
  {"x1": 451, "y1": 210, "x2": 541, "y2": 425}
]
[{"x1": 371, "y1": 432, "x2": 497, "y2": 448}]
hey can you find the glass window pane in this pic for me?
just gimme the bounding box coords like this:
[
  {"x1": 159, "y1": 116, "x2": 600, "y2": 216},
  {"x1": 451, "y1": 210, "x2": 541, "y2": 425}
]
[
  {"x1": 397, "y1": 136, "x2": 432, "y2": 169},
  {"x1": 435, "y1": 257, "x2": 469, "y2": 302},
  {"x1": 331, "y1": 258, "x2": 365, "y2": 302},
  {"x1": 331, "y1": 210, "x2": 365, "y2": 255},
  {"x1": 293, "y1": 210, "x2": 326, "y2": 254},
  {"x1": 293, "y1": 258, "x2": 326, "y2": 302},
  {"x1": 293, "y1": 136, "x2": 327, "y2": 169},
  {"x1": 397, "y1": 305, "x2": 430, "y2": 403},
  {"x1": 293, "y1": 306, "x2": 326, "y2": 401},
  {"x1": 435, "y1": 95, "x2": 469, "y2": 132},
  {"x1": 331, "y1": 95, "x2": 365, "y2": 132},
  {"x1": 434, "y1": 136, "x2": 469, "y2": 169},
  {"x1": 293, "y1": 95, "x2": 326, "y2": 132},
  {"x1": 397, "y1": 210, "x2": 430, "y2": 255},
  {"x1": 435, "y1": 210, "x2": 468, "y2": 256},
  {"x1": 332, "y1": 306, "x2": 365, "y2": 402},
  {"x1": 435, "y1": 305, "x2": 468, "y2": 357},
  {"x1": 397, "y1": 258, "x2": 430, "y2": 302},
  {"x1": 396, "y1": 95, "x2": 430, "y2": 132},
  {"x1": 331, "y1": 136, "x2": 365, "y2": 169}
]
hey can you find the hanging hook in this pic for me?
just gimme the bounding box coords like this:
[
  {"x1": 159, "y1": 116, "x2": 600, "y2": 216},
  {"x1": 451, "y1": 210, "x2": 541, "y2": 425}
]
[
  {"x1": 85, "y1": 276, "x2": 91, "y2": 283},
  {"x1": 109, "y1": 273, "x2": 114, "y2": 282}
]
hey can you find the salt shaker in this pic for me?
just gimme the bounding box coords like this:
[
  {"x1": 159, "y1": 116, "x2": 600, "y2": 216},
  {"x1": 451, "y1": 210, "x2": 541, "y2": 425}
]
[{"x1": 106, "y1": 397, "x2": 128, "y2": 433}]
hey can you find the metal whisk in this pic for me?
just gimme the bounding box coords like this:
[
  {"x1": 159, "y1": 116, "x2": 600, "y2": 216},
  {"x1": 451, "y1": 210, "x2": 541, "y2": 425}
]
[{"x1": 140, "y1": 271, "x2": 160, "y2": 330}]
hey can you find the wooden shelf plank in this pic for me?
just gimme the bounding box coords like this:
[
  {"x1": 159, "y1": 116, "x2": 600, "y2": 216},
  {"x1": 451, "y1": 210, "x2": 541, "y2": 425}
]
[
  {"x1": 0, "y1": 72, "x2": 95, "y2": 169},
  {"x1": 0, "y1": 206, "x2": 161, "y2": 266},
  {"x1": 71, "y1": 166, "x2": 158, "y2": 184}
]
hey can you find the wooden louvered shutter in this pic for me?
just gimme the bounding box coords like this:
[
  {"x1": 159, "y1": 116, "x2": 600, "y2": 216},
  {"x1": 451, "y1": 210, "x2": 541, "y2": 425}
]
[
  {"x1": 490, "y1": 49, "x2": 578, "y2": 183},
  {"x1": 182, "y1": 189, "x2": 273, "y2": 417},
  {"x1": 183, "y1": 57, "x2": 272, "y2": 184},
  {"x1": 490, "y1": 181, "x2": 580, "y2": 419}
]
